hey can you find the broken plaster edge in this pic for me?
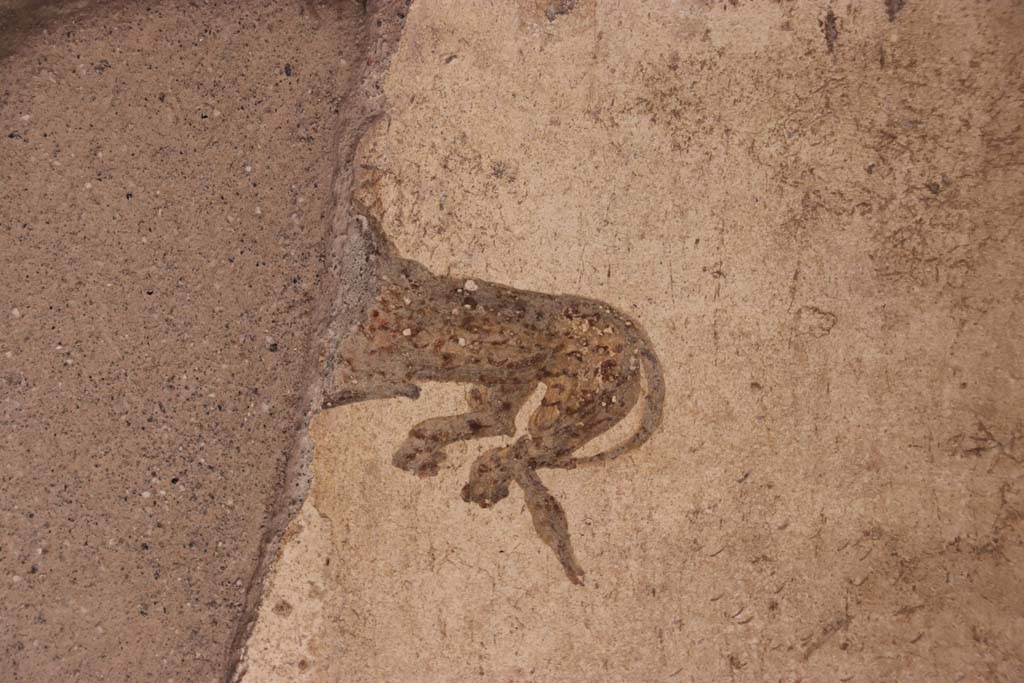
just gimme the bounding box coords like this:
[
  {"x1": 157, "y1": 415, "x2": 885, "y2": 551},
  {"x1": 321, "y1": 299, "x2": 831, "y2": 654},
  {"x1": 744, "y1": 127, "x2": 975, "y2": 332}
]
[{"x1": 223, "y1": 2, "x2": 413, "y2": 681}]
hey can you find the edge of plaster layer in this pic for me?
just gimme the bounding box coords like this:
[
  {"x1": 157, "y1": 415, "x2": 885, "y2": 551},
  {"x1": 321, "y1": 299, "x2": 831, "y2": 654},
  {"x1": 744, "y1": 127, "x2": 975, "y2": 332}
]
[{"x1": 223, "y1": 2, "x2": 412, "y2": 680}]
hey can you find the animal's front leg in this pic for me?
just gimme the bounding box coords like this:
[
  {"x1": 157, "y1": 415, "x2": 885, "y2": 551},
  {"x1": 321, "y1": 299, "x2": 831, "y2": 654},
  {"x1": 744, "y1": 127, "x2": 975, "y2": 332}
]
[
  {"x1": 393, "y1": 383, "x2": 533, "y2": 477},
  {"x1": 394, "y1": 410, "x2": 515, "y2": 477}
]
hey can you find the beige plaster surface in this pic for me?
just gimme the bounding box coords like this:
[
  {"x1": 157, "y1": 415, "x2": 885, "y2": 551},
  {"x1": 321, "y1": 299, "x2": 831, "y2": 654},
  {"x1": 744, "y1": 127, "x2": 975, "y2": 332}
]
[{"x1": 245, "y1": 0, "x2": 1024, "y2": 680}]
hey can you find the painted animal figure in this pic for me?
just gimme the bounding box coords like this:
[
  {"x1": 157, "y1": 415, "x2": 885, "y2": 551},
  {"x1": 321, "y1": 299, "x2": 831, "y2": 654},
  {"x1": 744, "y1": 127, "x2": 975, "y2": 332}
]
[{"x1": 322, "y1": 214, "x2": 665, "y2": 584}]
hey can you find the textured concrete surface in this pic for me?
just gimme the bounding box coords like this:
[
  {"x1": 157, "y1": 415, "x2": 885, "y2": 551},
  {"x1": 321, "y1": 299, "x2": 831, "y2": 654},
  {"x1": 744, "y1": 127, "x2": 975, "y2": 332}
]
[
  {"x1": 245, "y1": 0, "x2": 1024, "y2": 681},
  {"x1": 1, "y1": 1, "x2": 369, "y2": 680}
]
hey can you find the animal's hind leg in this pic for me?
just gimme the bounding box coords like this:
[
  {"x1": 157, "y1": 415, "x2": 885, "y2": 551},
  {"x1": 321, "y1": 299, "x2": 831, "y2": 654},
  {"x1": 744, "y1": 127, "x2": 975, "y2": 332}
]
[
  {"x1": 461, "y1": 437, "x2": 585, "y2": 585},
  {"x1": 527, "y1": 372, "x2": 641, "y2": 470},
  {"x1": 393, "y1": 382, "x2": 534, "y2": 477}
]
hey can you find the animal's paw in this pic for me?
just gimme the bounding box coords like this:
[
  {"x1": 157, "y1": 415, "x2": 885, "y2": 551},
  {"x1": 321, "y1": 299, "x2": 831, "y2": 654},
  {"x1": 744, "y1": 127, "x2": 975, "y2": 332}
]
[
  {"x1": 392, "y1": 440, "x2": 444, "y2": 477},
  {"x1": 460, "y1": 480, "x2": 509, "y2": 508},
  {"x1": 462, "y1": 446, "x2": 519, "y2": 507},
  {"x1": 460, "y1": 467, "x2": 512, "y2": 508}
]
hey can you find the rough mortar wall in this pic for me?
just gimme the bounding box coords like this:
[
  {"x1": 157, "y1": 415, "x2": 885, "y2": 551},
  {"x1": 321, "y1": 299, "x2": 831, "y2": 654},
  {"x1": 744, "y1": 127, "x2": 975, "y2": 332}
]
[{"x1": 1, "y1": 1, "x2": 365, "y2": 680}]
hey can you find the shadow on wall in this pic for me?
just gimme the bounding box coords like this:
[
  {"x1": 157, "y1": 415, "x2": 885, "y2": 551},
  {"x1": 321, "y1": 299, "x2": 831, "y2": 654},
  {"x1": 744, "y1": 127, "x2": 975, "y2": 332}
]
[{"x1": 0, "y1": 1, "x2": 117, "y2": 60}]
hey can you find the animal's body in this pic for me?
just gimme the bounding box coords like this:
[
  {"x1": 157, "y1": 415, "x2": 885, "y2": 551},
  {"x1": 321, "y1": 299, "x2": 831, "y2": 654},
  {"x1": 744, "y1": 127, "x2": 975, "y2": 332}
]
[{"x1": 322, "y1": 215, "x2": 664, "y2": 584}]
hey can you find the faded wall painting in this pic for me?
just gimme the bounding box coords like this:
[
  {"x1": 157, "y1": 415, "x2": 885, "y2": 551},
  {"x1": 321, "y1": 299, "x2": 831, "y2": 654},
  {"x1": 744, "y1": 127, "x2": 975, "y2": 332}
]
[
  {"x1": 239, "y1": 1, "x2": 1023, "y2": 681},
  {"x1": 321, "y1": 214, "x2": 664, "y2": 584}
]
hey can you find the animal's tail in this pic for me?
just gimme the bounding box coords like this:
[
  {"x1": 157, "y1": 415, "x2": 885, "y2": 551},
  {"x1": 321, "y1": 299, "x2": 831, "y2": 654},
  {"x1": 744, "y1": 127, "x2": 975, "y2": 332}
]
[{"x1": 571, "y1": 333, "x2": 666, "y2": 468}]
